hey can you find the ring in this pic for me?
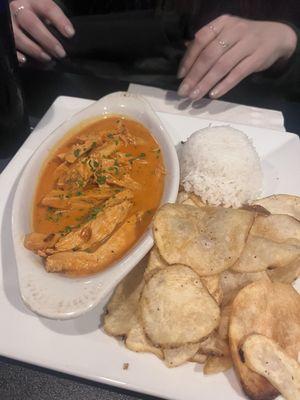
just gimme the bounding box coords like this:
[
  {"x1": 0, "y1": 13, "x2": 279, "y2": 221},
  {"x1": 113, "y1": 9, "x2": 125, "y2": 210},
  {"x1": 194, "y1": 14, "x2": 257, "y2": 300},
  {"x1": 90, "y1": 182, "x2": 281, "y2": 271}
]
[
  {"x1": 218, "y1": 40, "x2": 229, "y2": 49},
  {"x1": 14, "y1": 5, "x2": 25, "y2": 18}
]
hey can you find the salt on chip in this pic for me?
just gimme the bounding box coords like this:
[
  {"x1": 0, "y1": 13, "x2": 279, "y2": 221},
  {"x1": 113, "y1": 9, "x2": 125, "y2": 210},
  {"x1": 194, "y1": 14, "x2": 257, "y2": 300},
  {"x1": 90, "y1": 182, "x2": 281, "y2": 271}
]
[
  {"x1": 125, "y1": 320, "x2": 163, "y2": 359},
  {"x1": 267, "y1": 256, "x2": 300, "y2": 284},
  {"x1": 203, "y1": 356, "x2": 232, "y2": 375},
  {"x1": 163, "y1": 343, "x2": 200, "y2": 368},
  {"x1": 253, "y1": 194, "x2": 300, "y2": 221},
  {"x1": 242, "y1": 334, "x2": 300, "y2": 400},
  {"x1": 220, "y1": 269, "x2": 270, "y2": 305},
  {"x1": 144, "y1": 246, "x2": 168, "y2": 282},
  {"x1": 229, "y1": 280, "x2": 300, "y2": 400},
  {"x1": 153, "y1": 203, "x2": 254, "y2": 276},
  {"x1": 103, "y1": 258, "x2": 146, "y2": 336},
  {"x1": 140, "y1": 264, "x2": 220, "y2": 348}
]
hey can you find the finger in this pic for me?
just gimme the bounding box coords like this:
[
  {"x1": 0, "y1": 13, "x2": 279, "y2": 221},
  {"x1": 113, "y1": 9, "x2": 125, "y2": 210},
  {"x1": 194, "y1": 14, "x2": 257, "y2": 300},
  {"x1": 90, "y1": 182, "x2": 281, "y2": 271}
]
[
  {"x1": 178, "y1": 30, "x2": 239, "y2": 97},
  {"x1": 209, "y1": 54, "x2": 260, "y2": 98},
  {"x1": 17, "y1": 50, "x2": 27, "y2": 64},
  {"x1": 34, "y1": 0, "x2": 75, "y2": 38},
  {"x1": 15, "y1": 9, "x2": 66, "y2": 58},
  {"x1": 189, "y1": 40, "x2": 255, "y2": 100},
  {"x1": 13, "y1": 25, "x2": 52, "y2": 62},
  {"x1": 177, "y1": 14, "x2": 230, "y2": 78}
]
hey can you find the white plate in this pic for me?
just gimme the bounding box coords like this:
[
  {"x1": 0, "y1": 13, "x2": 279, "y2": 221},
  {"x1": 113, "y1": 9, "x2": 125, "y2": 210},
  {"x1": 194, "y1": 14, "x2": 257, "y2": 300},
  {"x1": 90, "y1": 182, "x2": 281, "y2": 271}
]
[
  {"x1": 1, "y1": 95, "x2": 299, "y2": 400},
  {"x1": 11, "y1": 92, "x2": 179, "y2": 320}
]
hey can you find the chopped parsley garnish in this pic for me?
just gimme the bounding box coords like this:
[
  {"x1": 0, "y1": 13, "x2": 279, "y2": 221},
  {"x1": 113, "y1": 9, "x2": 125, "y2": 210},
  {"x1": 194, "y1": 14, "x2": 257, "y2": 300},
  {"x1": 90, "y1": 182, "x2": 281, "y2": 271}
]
[
  {"x1": 97, "y1": 175, "x2": 106, "y2": 185},
  {"x1": 61, "y1": 225, "x2": 72, "y2": 234},
  {"x1": 73, "y1": 149, "x2": 80, "y2": 158},
  {"x1": 76, "y1": 191, "x2": 83, "y2": 196},
  {"x1": 139, "y1": 152, "x2": 146, "y2": 158},
  {"x1": 107, "y1": 133, "x2": 114, "y2": 139},
  {"x1": 125, "y1": 153, "x2": 132, "y2": 157}
]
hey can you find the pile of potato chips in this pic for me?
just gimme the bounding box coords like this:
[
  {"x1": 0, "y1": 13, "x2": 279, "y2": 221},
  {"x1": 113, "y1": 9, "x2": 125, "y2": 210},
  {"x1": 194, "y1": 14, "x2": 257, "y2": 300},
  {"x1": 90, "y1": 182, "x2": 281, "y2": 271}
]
[{"x1": 103, "y1": 193, "x2": 300, "y2": 400}]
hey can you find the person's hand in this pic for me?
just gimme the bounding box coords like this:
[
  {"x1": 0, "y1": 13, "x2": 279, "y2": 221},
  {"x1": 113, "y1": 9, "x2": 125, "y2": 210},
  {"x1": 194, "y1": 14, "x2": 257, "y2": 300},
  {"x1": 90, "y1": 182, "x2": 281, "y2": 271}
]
[
  {"x1": 177, "y1": 15, "x2": 297, "y2": 100},
  {"x1": 10, "y1": 0, "x2": 75, "y2": 64}
]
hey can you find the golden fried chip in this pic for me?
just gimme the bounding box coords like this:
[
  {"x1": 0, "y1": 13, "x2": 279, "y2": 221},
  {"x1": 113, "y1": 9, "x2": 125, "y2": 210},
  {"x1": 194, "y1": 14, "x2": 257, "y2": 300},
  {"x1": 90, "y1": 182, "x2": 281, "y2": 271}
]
[
  {"x1": 163, "y1": 343, "x2": 200, "y2": 368},
  {"x1": 181, "y1": 198, "x2": 197, "y2": 207},
  {"x1": 231, "y1": 235, "x2": 300, "y2": 273},
  {"x1": 203, "y1": 356, "x2": 232, "y2": 375},
  {"x1": 189, "y1": 193, "x2": 206, "y2": 208},
  {"x1": 153, "y1": 203, "x2": 254, "y2": 276},
  {"x1": 191, "y1": 353, "x2": 207, "y2": 364},
  {"x1": 253, "y1": 194, "x2": 300, "y2": 221},
  {"x1": 220, "y1": 269, "x2": 270, "y2": 305},
  {"x1": 125, "y1": 320, "x2": 163, "y2": 359},
  {"x1": 267, "y1": 257, "x2": 300, "y2": 284},
  {"x1": 198, "y1": 332, "x2": 230, "y2": 357},
  {"x1": 103, "y1": 258, "x2": 146, "y2": 336},
  {"x1": 218, "y1": 304, "x2": 232, "y2": 340},
  {"x1": 201, "y1": 275, "x2": 223, "y2": 305},
  {"x1": 229, "y1": 280, "x2": 300, "y2": 400},
  {"x1": 144, "y1": 246, "x2": 168, "y2": 282},
  {"x1": 140, "y1": 265, "x2": 220, "y2": 347},
  {"x1": 242, "y1": 334, "x2": 300, "y2": 400},
  {"x1": 176, "y1": 191, "x2": 190, "y2": 204},
  {"x1": 232, "y1": 213, "x2": 300, "y2": 273}
]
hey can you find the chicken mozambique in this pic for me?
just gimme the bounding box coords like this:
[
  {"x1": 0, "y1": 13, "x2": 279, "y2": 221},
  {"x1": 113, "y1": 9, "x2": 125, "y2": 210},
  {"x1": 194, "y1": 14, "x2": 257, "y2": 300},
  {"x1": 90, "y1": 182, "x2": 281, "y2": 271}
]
[{"x1": 24, "y1": 116, "x2": 165, "y2": 276}]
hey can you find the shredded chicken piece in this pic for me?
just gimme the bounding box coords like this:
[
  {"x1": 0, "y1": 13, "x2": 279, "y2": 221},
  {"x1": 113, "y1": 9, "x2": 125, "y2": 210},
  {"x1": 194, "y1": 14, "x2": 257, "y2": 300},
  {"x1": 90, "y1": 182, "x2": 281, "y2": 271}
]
[
  {"x1": 106, "y1": 174, "x2": 141, "y2": 191},
  {"x1": 45, "y1": 214, "x2": 138, "y2": 274},
  {"x1": 24, "y1": 232, "x2": 60, "y2": 251}
]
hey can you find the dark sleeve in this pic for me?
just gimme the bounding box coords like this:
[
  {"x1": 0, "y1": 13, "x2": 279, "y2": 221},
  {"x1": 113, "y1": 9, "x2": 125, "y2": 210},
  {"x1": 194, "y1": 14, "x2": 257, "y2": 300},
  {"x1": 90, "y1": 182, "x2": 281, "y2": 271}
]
[{"x1": 257, "y1": 23, "x2": 300, "y2": 99}]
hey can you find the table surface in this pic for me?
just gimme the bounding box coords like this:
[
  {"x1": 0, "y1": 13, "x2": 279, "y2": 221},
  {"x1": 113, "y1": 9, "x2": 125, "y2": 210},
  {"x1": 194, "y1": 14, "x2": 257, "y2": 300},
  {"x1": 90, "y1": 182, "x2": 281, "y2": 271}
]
[{"x1": 1, "y1": 67, "x2": 300, "y2": 400}]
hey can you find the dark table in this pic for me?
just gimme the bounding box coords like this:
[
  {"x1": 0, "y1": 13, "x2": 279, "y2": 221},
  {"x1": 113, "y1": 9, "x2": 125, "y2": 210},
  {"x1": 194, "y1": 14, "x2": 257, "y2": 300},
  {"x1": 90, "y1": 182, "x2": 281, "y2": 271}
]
[{"x1": 1, "y1": 67, "x2": 300, "y2": 400}]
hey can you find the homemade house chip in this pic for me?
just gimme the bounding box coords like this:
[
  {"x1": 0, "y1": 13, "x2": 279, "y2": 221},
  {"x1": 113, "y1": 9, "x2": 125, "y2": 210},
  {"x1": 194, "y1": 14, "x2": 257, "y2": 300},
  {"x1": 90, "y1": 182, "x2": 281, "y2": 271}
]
[
  {"x1": 140, "y1": 265, "x2": 220, "y2": 347},
  {"x1": 103, "y1": 258, "x2": 146, "y2": 336},
  {"x1": 153, "y1": 203, "x2": 254, "y2": 276},
  {"x1": 229, "y1": 280, "x2": 300, "y2": 400},
  {"x1": 253, "y1": 194, "x2": 300, "y2": 221},
  {"x1": 242, "y1": 334, "x2": 300, "y2": 400},
  {"x1": 203, "y1": 355, "x2": 232, "y2": 375},
  {"x1": 144, "y1": 246, "x2": 168, "y2": 282},
  {"x1": 163, "y1": 343, "x2": 200, "y2": 368}
]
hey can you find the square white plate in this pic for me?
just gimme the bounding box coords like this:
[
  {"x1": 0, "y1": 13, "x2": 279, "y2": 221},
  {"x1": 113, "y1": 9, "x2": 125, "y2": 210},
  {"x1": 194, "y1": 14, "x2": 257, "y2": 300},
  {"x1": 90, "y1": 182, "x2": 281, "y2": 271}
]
[{"x1": 0, "y1": 96, "x2": 299, "y2": 400}]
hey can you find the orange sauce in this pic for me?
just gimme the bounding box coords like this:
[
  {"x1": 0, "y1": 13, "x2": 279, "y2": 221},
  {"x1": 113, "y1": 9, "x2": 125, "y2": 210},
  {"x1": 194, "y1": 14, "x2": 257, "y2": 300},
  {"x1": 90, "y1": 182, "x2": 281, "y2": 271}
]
[{"x1": 31, "y1": 115, "x2": 165, "y2": 274}]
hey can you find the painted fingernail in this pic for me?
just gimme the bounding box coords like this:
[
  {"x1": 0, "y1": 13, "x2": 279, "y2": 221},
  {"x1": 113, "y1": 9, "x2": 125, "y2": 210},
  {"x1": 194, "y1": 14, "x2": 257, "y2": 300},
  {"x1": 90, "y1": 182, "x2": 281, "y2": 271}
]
[
  {"x1": 190, "y1": 89, "x2": 200, "y2": 99},
  {"x1": 19, "y1": 55, "x2": 26, "y2": 63},
  {"x1": 41, "y1": 52, "x2": 51, "y2": 61},
  {"x1": 177, "y1": 83, "x2": 190, "y2": 97},
  {"x1": 177, "y1": 66, "x2": 186, "y2": 79},
  {"x1": 54, "y1": 44, "x2": 66, "y2": 58},
  {"x1": 209, "y1": 90, "x2": 218, "y2": 98},
  {"x1": 65, "y1": 24, "x2": 75, "y2": 37}
]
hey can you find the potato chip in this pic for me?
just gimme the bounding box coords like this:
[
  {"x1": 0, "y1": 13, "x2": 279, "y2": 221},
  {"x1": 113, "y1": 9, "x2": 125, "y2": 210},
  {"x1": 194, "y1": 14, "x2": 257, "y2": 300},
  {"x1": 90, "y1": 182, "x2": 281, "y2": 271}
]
[
  {"x1": 253, "y1": 194, "x2": 300, "y2": 221},
  {"x1": 201, "y1": 275, "x2": 223, "y2": 305},
  {"x1": 176, "y1": 191, "x2": 190, "y2": 204},
  {"x1": 191, "y1": 353, "x2": 207, "y2": 364},
  {"x1": 231, "y1": 235, "x2": 300, "y2": 273},
  {"x1": 153, "y1": 203, "x2": 254, "y2": 276},
  {"x1": 203, "y1": 356, "x2": 232, "y2": 375},
  {"x1": 144, "y1": 246, "x2": 168, "y2": 282},
  {"x1": 198, "y1": 332, "x2": 230, "y2": 357},
  {"x1": 229, "y1": 280, "x2": 300, "y2": 400},
  {"x1": 220, "y1": 269, "x2": 270, "y2": 305},
  {"x1": 242, "y1": 334, "x2": 300, "y2": 400},
  {"x1": 189, "y1": 193, "x2": 206, "y2": 208},
  {"x1": 140, "y1": 265, "x2": 220, "y2": 347},
  {"x1": 218, "y1": 304, "x2": 232, "y2": 340},
  {"x1": 163, "y1": 343, "x2": 200, "y2": 368},
  {"x1": 125, "y1": 320, "x2": 163, "y2": 359},
  {"x1": 103, "y1": 258, "x2": 146, "y2": 336},
  {"x1": 267, "y1": 256, "x2": 300, "y2": 284},
  {"x1": 181, "y1": 198, "x2": 197, "y2": 207}
]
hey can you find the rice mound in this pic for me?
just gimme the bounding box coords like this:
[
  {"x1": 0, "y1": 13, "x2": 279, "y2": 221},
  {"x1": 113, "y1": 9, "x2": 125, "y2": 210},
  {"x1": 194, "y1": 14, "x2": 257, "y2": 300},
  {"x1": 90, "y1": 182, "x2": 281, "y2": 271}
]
[{"x1": 179, "y1": 126, "x2": 263, "y2": 208}]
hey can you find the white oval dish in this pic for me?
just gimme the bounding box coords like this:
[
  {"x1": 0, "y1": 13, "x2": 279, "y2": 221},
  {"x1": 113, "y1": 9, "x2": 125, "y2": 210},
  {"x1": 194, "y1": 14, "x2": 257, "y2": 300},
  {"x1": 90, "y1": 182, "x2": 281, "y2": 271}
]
[{"x1": 12, "y1": 92, "x2": 179, "y2": 320}]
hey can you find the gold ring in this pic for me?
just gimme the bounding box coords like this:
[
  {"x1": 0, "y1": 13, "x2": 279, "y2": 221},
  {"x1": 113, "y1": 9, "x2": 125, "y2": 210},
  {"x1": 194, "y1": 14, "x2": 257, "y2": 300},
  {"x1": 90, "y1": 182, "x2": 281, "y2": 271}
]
[
  {"x1": 218, "y1": 40, "x2": 229, "y2": 48},
  {"x1": 14, "y1": 5, "x2": 25, "y2": 18}
]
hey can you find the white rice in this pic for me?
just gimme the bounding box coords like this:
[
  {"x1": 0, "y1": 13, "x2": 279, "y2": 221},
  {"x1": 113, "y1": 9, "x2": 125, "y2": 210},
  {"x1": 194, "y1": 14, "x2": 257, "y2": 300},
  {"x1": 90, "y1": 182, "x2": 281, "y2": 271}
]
[{"x1": 179, "y1": 126, "x2": 263, "y2": 208}]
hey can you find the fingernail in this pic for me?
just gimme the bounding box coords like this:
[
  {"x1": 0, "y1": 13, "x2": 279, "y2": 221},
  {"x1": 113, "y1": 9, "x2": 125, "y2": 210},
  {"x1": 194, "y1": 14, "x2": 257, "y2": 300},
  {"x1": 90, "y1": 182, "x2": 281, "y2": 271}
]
[
  {"x1": 19, "y1": 55, "x2": 26, "y2": 63},
  {"x1": 190, "y1": 89, "x2": 200, "y2": 100},
  {"x1": 41, "y1": 52, "x2": 51, "y2": 61},
  {"x1": 65, "y1": 24, "x2": 75, "y2": 37},
  {"x1": 210, "y1": 90, "x2": 218, "y2": 98},
  {"x1": 177, "y1": 83, "x2": 190, "y2": 97},
  {"x1": 177, "y1": 66, "x2": 186, "y2": 79},
  {"x1": 54, "y1": 44, "x2": 66, "y2": 58}
]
